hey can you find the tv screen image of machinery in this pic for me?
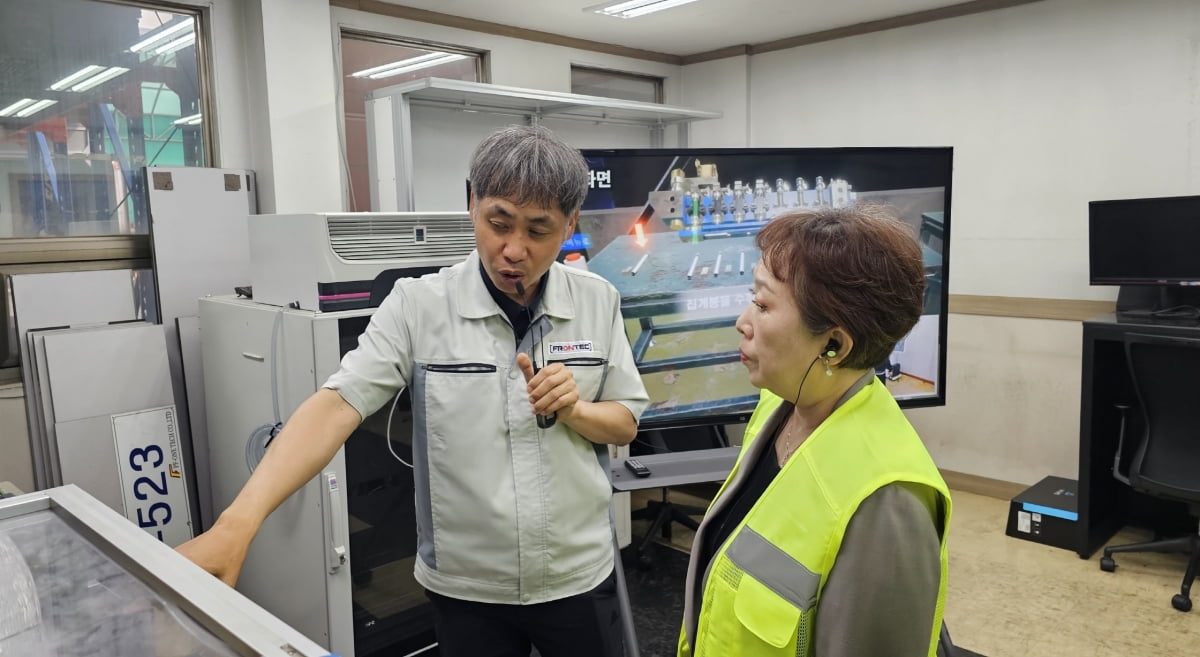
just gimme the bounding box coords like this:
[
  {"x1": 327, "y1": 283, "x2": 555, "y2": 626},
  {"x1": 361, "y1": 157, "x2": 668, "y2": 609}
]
[{"x1": 569, "y1": 148, "x2": 952, "y2": 429}]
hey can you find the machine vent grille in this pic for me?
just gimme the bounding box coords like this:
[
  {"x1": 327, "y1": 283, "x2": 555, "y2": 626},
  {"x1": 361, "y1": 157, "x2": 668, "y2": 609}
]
[{"x1": 327, "y1": 215, "x2": 475, "y2": 261}]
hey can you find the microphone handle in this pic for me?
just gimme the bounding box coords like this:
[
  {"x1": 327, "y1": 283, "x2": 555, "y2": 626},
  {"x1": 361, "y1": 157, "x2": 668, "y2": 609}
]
[{"x1": 520, "y1": 287, "x2": 552, "y2": 428}]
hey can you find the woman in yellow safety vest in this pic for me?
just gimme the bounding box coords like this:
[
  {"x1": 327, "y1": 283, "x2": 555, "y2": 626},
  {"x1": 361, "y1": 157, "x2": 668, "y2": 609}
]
[{"x1": 678, "y1": 204, "x2": 952, "y2": 657}]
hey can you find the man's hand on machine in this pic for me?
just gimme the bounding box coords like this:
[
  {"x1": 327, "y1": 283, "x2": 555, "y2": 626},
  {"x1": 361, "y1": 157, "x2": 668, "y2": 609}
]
[{"x1": 176, "y1": 514, "x2": 258, "y2": 588}]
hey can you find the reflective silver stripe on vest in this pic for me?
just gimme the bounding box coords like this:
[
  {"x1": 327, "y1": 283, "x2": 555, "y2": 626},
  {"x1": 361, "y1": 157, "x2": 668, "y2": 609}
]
[{"x1": 725, "y1": 527, "x2": 820, "y2": 611}]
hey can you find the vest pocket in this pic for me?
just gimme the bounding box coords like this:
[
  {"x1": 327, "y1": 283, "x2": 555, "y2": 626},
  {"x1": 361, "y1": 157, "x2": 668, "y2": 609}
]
[
  {"x1": 734, "y1": 572, "x2": 806, "y2": 652},
  {"x1": 698, "y1": 558, "x2": 811, "y2": 656},
  {"x1": 697, "y1": 526, "x2": 820, "y2": 656}
]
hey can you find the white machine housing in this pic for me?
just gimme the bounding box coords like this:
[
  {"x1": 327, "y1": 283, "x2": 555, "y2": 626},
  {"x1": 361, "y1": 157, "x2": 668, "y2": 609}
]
[{"x1": 248, "y1": 212, "x2": 474, "y2": 311}]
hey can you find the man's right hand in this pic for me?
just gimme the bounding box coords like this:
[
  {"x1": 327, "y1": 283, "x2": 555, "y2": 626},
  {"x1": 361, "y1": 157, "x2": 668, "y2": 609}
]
[
  {"x1": 176, "y1": 515, "x2": 258, "y2": 588},
  {"x1": 173, "y1": 388, "x2": 362, "y2": 588}
]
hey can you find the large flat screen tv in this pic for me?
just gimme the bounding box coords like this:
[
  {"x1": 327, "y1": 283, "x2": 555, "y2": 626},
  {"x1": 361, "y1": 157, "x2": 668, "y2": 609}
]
[{"x1": 561, "y1": 147, "x2": 952, "y2": 430}]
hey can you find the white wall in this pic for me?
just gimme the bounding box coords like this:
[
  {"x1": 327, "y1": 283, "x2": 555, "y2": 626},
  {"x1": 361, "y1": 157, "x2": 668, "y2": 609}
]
[
  {"x1": 242, "y1": 0, "x2": 344, "y2": 213},
  {"x1": 746, "y1": 0, "x2": 1200, "y2": 301},
  {"x1": 906, "y1": 315, "x2": 1081, "y2": 485},
  {"x1": 174, "y1": 0, "x2": 344, "y2": 213},
  {"x1": 680, "y1": 55, "x2": 749, "y2": 147},
  {"x1": 704, "y1": 0, "x2": 1200, "y2": 485},
  {"x1": 198, "y1": 0, "x2": 253, "y2": 172}
]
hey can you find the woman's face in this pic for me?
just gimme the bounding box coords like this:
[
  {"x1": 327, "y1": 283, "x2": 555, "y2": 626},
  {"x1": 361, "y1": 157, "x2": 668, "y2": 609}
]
[{"x1": 735, "y1": 261, "x2": 828, "y2": 401}]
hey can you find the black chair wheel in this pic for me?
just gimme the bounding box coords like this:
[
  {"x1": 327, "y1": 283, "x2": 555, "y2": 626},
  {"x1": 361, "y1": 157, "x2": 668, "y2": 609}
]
[
  {"x1": 1099, "y1": 556, "x2": 1116, "y2": 572},
  {"x1": 1171, "y1": 594, "x2": 1192, "y2": 612},
  {"x1": 636, "y1": 553, "x2": 653, "y2": 571}
]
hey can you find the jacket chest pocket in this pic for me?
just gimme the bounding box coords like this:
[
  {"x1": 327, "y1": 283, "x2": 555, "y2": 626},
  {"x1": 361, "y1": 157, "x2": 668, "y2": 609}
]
[
  {"x1": 550, "y1": 357, "x2": 608, "y2": 403},
  {"x1": 423, "y1": 362, "x2": 497, "y2": 375},
  {"x1": 417, "y1": 362, "x2": 501, "y2": 440}
]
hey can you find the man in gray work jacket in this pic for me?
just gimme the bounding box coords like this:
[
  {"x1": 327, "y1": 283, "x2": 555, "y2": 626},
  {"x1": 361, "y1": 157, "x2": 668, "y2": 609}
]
[{"x1": 179, "y1": 125, "x2": 650, "y2": 657}]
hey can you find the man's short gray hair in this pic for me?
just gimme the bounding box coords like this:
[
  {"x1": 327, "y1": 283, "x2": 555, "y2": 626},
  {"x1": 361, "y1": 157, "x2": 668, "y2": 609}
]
[{"x1": 468, "y1": 125, "x2": 589, "y2": 217}]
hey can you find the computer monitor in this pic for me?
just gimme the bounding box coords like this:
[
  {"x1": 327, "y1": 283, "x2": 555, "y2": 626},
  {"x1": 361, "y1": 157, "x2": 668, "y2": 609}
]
[
  {"x1": 1089, "y1": 195, "x2": 1200, "y2": 315},
  {"x1": 565, "y1": 147, "x2": 953, "y2": 430}
]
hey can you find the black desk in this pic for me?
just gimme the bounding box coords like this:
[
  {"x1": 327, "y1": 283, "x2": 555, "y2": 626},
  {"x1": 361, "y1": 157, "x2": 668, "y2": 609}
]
[{"x1": 1077, "y1": 313, "x2": 1199, "y2": 558}]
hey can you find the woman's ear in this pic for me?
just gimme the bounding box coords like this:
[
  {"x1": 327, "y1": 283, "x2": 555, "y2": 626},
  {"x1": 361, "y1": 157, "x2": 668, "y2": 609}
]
[{"x1": 826, "y1": 328, "x2": 853, "y2": 365}]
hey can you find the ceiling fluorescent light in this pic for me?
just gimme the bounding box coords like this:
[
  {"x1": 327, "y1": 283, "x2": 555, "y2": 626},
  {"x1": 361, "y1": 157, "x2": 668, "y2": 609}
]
[
  {"x1": 351, "y1": 52, "x2": 468, "y2": 79},
  {"x1": 351, "y1": 52, "x2": 449, "y2": 78},
  {"x1": 129, "y1": 20, "x2": 193, "y2": 53},
  {"x1": 367, "y1": 54, "x2": 467, "y2": 80},
  {"x1": 620, "y1": 0, "x2": 701, "y2": 18},
  {"x1": 0, "y1": 98, "x2": 37, "y2": 117},
  {"x1": 154, "y1": 33, "x2": 196, "y2": 56},
  {"x1": 50, "y1": 65, "x2": 107, "y2": 91},
  {"x1": 173, "y1": 113, "x2": 203, "y2": 126},
  {"x1": 589, "y1": 0, "x2": 701, "y2": 18},
  {"x1": 14, "y1": 99, "x2": 58, "y2": 118},
  {"x1": 70, "y1": 66, "x2": 130, "y2": 92},
  {"x1": 592, "y1": 0, "x2": 654, "y2": 14}
]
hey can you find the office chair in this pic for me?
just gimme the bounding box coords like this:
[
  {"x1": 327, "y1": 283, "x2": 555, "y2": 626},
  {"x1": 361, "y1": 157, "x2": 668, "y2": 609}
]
[{"x1": 1099, "y1": 332, "x2": 1200, "y2": 612}]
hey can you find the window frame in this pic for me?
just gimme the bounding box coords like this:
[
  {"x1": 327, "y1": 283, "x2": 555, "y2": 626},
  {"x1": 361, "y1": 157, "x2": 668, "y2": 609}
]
[
  {"x1": 334, "y1": 28, "x2": 488, "y2": 212},
  {"x1": 0, "y1": 0, "x2": 215, "y2": 266},
  {"x1": 570, "y1": 64, "x2": 664, "y2": 104}
]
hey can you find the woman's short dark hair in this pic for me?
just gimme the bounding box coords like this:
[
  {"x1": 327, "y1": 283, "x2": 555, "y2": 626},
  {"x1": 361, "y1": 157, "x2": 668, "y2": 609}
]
[{"x1": 755, "y1": 204, "x2": 927, "y2": 370}]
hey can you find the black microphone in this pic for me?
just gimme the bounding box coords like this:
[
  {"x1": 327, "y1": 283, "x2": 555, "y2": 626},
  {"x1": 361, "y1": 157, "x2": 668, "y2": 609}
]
[{"x1": 515, "y1": 281, "x2": 556, "y2": 429}]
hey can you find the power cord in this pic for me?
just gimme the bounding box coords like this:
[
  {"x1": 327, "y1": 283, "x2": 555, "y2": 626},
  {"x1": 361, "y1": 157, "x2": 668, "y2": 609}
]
[
  {"x1": 384, "y1": 390, "x2": 414, "y2": 469},
  {"x1": 245, "y1": 309, "x2": 285, "y2": 472},
  {"x1": 1151, "y1": 305, "x2": 1200, "y2": 320}
]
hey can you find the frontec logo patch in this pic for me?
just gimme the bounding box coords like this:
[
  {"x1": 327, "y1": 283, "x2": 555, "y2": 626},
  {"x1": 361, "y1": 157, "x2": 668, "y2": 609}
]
[{"x1": 549, "y1": 341, "x2": 595, "y2": 354}]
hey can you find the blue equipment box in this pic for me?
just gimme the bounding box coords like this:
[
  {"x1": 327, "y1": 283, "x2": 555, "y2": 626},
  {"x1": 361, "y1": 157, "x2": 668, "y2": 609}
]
[{"x1": 1005, "y1": 476, "x2": 1078, "y2": 551}]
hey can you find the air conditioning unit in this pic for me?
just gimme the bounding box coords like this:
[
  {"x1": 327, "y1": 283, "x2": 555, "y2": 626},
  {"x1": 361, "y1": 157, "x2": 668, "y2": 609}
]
[{"x1": 247, "y1": 212, "x2": 474, "y2": 311}]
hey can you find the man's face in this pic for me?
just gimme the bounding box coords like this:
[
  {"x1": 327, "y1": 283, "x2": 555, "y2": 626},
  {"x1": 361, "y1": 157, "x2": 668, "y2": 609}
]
[{"x1": 471, "y1": 195, "x2": 576, "y2": 304}]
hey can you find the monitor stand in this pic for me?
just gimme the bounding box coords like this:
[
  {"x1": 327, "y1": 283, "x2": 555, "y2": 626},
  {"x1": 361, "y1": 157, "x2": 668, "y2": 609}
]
[{"x1": 1116, "y1": 285, "x2": 1200, "y2": 316}]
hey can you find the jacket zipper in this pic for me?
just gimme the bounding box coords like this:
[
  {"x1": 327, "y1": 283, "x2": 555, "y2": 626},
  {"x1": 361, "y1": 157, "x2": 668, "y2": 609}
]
[
  {"x1": 422, "y1": 362, "x2": 497, "y2": 373},
  {"x1": 549, "y1": 357, "x2": 605, "y2": 366}
]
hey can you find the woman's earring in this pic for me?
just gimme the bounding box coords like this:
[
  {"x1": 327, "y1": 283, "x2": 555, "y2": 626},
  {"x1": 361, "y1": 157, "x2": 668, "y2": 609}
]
[{"x1": 823, "y1": 358, "x2": 833, "y2": 376}]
